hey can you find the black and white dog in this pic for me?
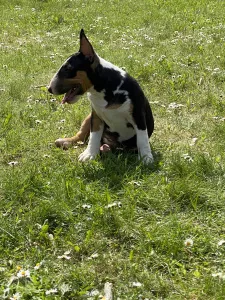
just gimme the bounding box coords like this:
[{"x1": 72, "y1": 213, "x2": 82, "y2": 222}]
[{"x1": 48, "y1": 29, "x2": 154, "y2": 164}]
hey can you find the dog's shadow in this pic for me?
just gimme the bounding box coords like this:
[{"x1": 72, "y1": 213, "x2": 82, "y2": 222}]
[{"x1": 79, "y1": 149, "x2": 162, "y2": 191}]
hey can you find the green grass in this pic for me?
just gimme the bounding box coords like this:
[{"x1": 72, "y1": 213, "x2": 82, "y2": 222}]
[{"x1": 1, "y1": 0, "x2": 225, "y2": 299}]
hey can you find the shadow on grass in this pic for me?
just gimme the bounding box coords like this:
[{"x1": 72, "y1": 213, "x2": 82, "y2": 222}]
[{"x1": 78, "y1": 148, "x2": 162, "y2": 190}]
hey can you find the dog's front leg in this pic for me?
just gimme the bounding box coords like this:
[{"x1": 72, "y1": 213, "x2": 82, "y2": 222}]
[
  {"x1": 135, "y1": 126, "x2": 154, "y2": 164},
  {"x1": 130, "y1": 105, "x2": 154, "y2": 164},
  {"x1": 78, "y1": 110, "x2": 103, "y2": 162}
]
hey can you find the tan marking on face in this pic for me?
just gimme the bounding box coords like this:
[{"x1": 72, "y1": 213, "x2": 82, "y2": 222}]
[
  {"x1": 91, "y1": 110, "x2": 103, "y2": 132},
  {"x1": 65, "y1": 71, "x2": 92, "y2": 93}
]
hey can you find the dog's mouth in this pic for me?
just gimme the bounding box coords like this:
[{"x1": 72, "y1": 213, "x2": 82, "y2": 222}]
[{"x1": 61, "y1": 84, "x2": 82, "y2": 104}]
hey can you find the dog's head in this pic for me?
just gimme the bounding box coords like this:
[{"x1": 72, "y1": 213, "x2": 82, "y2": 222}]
[{"x1": 48, "y1": 29, "x2": 98, "y2": 104}]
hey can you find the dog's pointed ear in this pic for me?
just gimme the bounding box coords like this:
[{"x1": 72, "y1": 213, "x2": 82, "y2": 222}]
[{"x1": 79, "y1": 29, "x2": 95, "y2": 62}]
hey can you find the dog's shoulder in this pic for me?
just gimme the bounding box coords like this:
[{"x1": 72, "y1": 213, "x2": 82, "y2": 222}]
[
  {"x1": 90, "y1": 56, "x2": 146, "y2": 107},
  {"x1": 92, "y1": 57, "x2": 125, "y2": 92}
]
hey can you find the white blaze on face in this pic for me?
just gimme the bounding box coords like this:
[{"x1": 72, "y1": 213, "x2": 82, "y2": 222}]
[
  {"x1": 49, "y1": 73, "x2": 61, "y2": 94},
  {"x1": 48, "y1": 57, "x2": 71, "y2": 94}
]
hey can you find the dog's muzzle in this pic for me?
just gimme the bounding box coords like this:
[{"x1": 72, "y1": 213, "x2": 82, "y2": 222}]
[
  {"x1": 48, "y1": 71, "x2": 93, "y2": 104},
  {"x1": 61, "y1": 84, "x2": 83, "y2": 104}
]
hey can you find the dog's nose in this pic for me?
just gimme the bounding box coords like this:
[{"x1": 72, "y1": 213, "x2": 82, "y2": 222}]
[{"x1": 48, "y1": 86, "x2": 53, "y2": 94}]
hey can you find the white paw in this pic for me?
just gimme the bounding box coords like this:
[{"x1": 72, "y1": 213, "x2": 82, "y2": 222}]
[
  {"x1": 78, "y1": 148, "x2": 99, "y2": 162},
  {"x1": 139, "y1": 153, "x2": 154, "y2": 164}
]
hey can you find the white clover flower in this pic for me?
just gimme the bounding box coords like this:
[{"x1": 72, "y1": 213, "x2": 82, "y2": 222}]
[
  {"x1": 45, "y1": 288, "x2": 58, "y2": 295},
  {"x1": 10, "y1": 293, "x2": 21, "y2": 300},
  {"x1": 82, "y1": 204, "x2": 91, "y2": 209},
  {"x1": 168, "y1": 102, "x2": 185, "y2": 109},
  {"x1": 17, "y1": 269, "x2": 30, "y2": 278},
  {"x1": 128, "y1": 180, "x2": 141, "y2": 186},
  {"x1": 48, "y1": 233, "x2": 54, "y2": 241},
  {"x1": 212, "y1": 272, "x2": 225, "y2": 279},
  {"x1": 35, "y1": 119, "x2": 42, "y2": 124},
  {"x1": 88, "y1": 253, "x2": 99, "y2": 260},
  {"x1": 8, "y1": 161, "x2": 18, "y2": 166},
  {"x1": 34, "y1": 262, "x2": 42, "y2": 270},
  {"x1": 105, "y1": 202, "x2": 117, "y2": 209},
  {"x1": 158, "y1": 55, "x2": 166, "y2": 62},
  {"x1": 218, "y1": 240, "x2": 225, "y2": 246},
  {"x1": 182, "y1": 153, "x2": 193, "y2": 162},
  {"x1": 190, "y1": 137, "x2": 198, "y2": 146},
  {"x1": 86, "y1": 289, "x2": 100, "y2": 297},
  {"x1": 58, "y1": 250, "x2": 71, "y2": 260},
  {"x1": 184, "y1": 238, "x2": 194, "y2": 247},
  {"x1": 132, "y1": 282, "x2": 142, "y2": 287},
  {"x1": 105, "y1": 202, "x2": 122, "y2": 209},
  {"x1": 91, "y1": 253, "x2": 99, "y2": 258}
]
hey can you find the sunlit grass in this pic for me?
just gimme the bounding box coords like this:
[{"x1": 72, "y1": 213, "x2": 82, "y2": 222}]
[{"x1": 1, "y1": 0, "x2": 225, "y2": 299}]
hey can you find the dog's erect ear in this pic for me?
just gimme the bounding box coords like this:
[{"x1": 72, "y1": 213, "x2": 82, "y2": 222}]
[{"x1": 79, "y1": 29, "x2": 95, "y2": 62}]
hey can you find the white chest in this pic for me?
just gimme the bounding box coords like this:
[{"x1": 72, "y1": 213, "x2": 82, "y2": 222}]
[{"x1": 87, "y1": 89, "x2": 135, "y2": 141}]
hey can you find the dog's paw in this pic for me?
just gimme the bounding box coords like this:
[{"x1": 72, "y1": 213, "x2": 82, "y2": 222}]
[
  {"x1": 78, "y1": 148, "x2": 99, "y2": 162},
  {"x1": 55, "y1": 138, "x2": 73, "y2": 150},
  {"x1": 139, "y1": 153, "x2": 154, "y2": 164}
]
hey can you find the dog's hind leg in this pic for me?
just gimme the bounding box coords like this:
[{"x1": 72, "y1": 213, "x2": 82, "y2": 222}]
[{"x1": 55, "y1": 113, "x2": 91, "y2": 150}]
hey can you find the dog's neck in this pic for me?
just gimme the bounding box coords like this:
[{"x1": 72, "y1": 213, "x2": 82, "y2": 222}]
[{"x1": 87, "y1": 55, "x2": 126, "y2": 94}]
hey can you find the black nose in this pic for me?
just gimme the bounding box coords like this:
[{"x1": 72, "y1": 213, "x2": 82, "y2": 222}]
[{"x1": 48, "y1": 86, "x2": 53, "y2": 94}]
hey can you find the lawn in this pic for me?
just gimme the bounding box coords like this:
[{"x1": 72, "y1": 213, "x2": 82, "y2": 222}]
[{"x1": 1, "y1": 0, "x2": 225, "y2": 299}]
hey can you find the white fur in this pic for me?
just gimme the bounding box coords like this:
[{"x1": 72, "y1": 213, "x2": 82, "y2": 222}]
[
  {"x1": 113, "y1": 79, "x2": 129, "y2": 96},
  {"x1": 78, "y1": 126, "x2": 104, "y2": 161},
  {"x1": 88, "y1": 87, "x2": 136, "y2": 142},
  {"x1": 99, "y1": 57, "x2": 126, "y2": 77},
  {"x1": 48, "y1": 57, "x2": 72, "y2": 94},
  {"x1": 134, "y1": 127, "x2": 154, "y2": 163},
  {"x1": 49, "y1": 74, "x2": 60, "y2": 94}
]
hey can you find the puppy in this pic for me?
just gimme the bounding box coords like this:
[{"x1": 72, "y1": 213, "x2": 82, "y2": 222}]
[{"x1": 48, "y1": 29, "x2": 154, "y2": 163}]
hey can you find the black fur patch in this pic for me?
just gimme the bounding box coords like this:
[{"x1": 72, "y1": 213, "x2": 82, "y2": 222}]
[{"x1": 58, "y1": 53, "x2": 90, "y2": 79}]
